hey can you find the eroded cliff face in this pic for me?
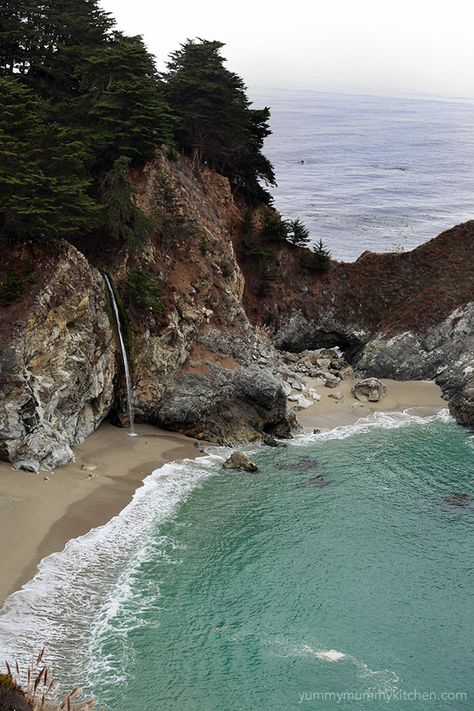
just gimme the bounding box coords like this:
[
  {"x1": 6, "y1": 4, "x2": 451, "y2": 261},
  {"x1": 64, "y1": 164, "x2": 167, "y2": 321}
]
[
  {"x1": 120, "y1": 153, "x2": 290, "y2": 442},
  {"x1": 0, "y1": 153, "x2": 291, "y2": 467},
  {"x1": 0, "y1": 242, "x2": 116, "y2": 468},
  {"x1": 237, "y1": 221, "x2": 474, "y2": 426}
]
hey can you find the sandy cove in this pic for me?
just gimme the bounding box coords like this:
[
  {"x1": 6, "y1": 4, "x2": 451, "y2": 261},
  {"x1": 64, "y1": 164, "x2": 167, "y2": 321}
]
[
  {"x1": 0, "y1": 378, "x2": 446, "y2": 606},
  {"x1": 0, "y1": 424, "x2": 197, "y2": 605}
]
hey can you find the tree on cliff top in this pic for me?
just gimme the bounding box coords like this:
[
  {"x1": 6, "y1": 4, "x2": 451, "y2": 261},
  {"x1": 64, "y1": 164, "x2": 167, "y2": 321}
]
[
  {"x1": 164, "y1": 39, "x2": 276, "y2": 203},
  {"x1": 0, "y1": 78, "x2": 99, "y2": 241}
]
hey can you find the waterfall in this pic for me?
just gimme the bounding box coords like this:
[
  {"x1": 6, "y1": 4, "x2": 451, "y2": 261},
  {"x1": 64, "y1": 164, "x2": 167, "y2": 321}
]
[{"x1": 103, "y1": 274, "x2": 137, "y2": 436}]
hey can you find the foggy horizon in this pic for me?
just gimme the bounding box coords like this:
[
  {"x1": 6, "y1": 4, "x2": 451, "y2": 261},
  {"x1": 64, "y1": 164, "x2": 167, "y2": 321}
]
[{"x1": 100, "y1": 0, "x2": 474, "y2": 100}]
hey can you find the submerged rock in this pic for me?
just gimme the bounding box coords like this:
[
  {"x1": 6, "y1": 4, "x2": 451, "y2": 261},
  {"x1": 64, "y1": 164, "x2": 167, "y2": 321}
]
[
  {"x1": 308, "y1": 475, "x2": 330, "y2": 487},
  {"x1": 352, "y1": 378, "x2": 386, "y2": 402},
  {"x1": 442, "y1": 493, "x2": 470, "y2": 507},
  {"x1": 223, "y1": 451, "x2": 259, "y2": 473}
]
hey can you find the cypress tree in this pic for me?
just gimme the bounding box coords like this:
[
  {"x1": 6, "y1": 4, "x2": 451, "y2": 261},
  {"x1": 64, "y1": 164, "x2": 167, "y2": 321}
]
[
  {"x1": 164, "y1": 39, "x2": 275, "y2": 201},
  {"x1": 0, "y1": 78, "x2": 98, "y2": 241}
]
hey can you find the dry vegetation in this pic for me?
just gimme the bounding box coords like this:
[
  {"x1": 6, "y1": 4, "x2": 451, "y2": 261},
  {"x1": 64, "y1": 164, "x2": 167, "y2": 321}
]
[{"x1": 0, "y1": 649, "x2": 102, "y2": 711}]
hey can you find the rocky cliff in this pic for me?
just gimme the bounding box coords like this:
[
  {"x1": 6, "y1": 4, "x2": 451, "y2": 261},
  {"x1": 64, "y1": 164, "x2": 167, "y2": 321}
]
[
  {"x1": 0, "y1": 152, "x2": 472, "y2": 469},
  {"x1": 237, "y1": 220, "x2": 474, "y2": 426},
  {"x1": 0, "y1": 153, "x2": 291, "y2": 468},
  {"x1": 0, "y1": 241, "x2": 116, "y2": 468}
]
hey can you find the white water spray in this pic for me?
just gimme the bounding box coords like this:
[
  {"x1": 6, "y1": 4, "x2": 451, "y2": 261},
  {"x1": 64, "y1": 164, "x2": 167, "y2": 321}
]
[{"x1": 103, "y1": 274, "x2": 136, "y2": 436}]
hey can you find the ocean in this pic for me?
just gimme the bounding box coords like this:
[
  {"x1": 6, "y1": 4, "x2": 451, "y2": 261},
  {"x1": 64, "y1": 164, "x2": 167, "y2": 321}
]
[
  {"x1": 0, "y1": 413, "x2": 473, "y2": 710},
  {"x1": 1, "y1": 91, "x2": 473, "y2": 711},
  {"x1": 251, "y1": 89, "x2": 474, "y2": 260}
]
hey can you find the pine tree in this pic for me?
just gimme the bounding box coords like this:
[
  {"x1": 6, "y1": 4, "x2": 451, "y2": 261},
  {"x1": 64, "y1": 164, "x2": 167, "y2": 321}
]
[
  {"x1": 82, "y1": 33, "x2": 174, "y2": 167},
  {"x1": 164, "y1": 39, "x2": 275, "y2": 201},
  {"x1": 0, "y1": 78, "x2": 98, "y2": 240},
  {"x1": 287, "y1": 218, "x2": 311, "y2": 247},
  {"x1": 99, "y1": 156, "x2": 154, "y2": 248}
]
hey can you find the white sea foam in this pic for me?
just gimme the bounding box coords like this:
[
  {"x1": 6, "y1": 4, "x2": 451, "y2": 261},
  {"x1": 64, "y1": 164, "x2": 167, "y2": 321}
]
[
  {"x1": 293, "y1": 408, "x2": 453, "y2": 447},
  {"x1": 269, "y1": 639, "x2": 399, "y2": 689},
  {"x1": 0, "y1": 450, "x2": 227, "y2": 691}
]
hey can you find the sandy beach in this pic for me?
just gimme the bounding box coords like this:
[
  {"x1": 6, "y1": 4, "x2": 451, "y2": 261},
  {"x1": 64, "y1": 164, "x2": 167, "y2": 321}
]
[
  {"x1": 0, "y1": 424, "x2": 197, "y2": 605},
  {"x1": 0, "y1": 378, "x2": 446, "y2": 607},
  {"x1": 298, "y1": 378, "x2": 446, "y2": 431}
]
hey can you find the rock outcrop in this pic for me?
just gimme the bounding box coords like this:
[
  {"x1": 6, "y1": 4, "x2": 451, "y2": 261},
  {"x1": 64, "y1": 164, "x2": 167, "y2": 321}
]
[
  {"x1": 0, "y1": 153, "x2": 294, "y2": 467},
  {"x1": 1, "y1": 150, "x2": 473, "y2": 470},
  {"x1": 223, "y1": 451, "x2": 259, "y2": 473},
  {"x1": 0, "y1": 241, "x2": 116, "y2": 468},
  {"x1": 238, "y1": 221, "x2": 474, "y2": 427}
]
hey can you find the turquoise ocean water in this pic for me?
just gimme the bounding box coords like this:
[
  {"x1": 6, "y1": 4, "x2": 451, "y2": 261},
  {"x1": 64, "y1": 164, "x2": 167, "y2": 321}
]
[{"x1": 0, "y1": 412, "x2": 473, "y2": 710}]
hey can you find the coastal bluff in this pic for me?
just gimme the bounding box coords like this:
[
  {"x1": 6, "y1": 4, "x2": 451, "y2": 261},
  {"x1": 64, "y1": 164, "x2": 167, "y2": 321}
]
[{"x1": 0, "y1": 151, "x2": 472, "y2": 468}]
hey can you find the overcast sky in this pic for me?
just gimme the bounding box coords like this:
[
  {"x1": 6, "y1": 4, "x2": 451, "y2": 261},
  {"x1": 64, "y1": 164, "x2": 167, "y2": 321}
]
[{"x1": 100, "y1": 0, "x2": 474, "y2": 99}]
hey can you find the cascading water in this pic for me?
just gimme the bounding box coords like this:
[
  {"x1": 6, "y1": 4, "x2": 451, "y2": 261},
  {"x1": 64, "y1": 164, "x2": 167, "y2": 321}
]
[{"x1": 103, "y1": 274, "x2": 137, "y2": 437}]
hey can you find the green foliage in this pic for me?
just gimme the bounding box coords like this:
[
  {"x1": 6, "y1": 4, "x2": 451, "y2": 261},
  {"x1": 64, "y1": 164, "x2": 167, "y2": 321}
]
[
  {"x1": 158, "y1": 177, "x2": 197, "y2": 241},
  {"x1": 0, "y1": 1, "x2": 173, "y2": 244},
  {"x1": 261, "y1": 214, "x2": 289, "y2": 242},
  {"x1": 0, "y1": 78, "x2": 99, "y2": 241},
  {"x1": 164, "y1": 39, "x2": 275, "y2": 202},
  {"x1": 99, "y1": 157, "x2": 154, "y2": 248},
  {"x1": 301, "y1": 239, "x2": 332, "y2": 273},
  {"x1": 287, "y1": 218, "x2": 311, "y2": 247},
  {"x1": 220, "y1": 260, "x2": 235, "y2": 279},
  {"x1": 80, "y1": 32, "x2": 174, "y2": 167},
  {"x1": 0, "y1": 269, "x2": 24, "y2": 306},
  {"x1": 125, "y1": 268, "x2": 164, "y2": 313},
  {"x1": 0, "y1": 259, "x2": 36, "y2": 306}
]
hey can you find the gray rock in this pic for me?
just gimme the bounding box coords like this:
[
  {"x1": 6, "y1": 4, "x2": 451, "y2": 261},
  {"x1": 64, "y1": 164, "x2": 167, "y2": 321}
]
[
  {"x1": 352, "y1": 378, "x2": 386, "y2": 402},
  {"x1": 0, "y1": 243, "x2": 116, "y2": 469},
  {"x1": 223, "y1": 451, "x2": 259, "y2": 472},
  {"x1": 263, "y1": 434, "x2": 280, "y2": 447},
  {"x1": 325, "y1": 374, "x2": 341, "y2": 388},
  {"x1": 153, "y1": 364, "x2": 292, "y2": 444},
  {"x1": 448, "y1": 378, "x2": 474, "y2": 427},
  {"x1": 13, "y1": 459, "x2": 40, "y2": 473}
]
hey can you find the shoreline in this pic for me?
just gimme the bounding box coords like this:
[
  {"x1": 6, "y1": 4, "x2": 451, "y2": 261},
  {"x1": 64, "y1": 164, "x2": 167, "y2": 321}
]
[
  {"x1": 0, "y1": 424, "x2": 198, "y2": 605},
  {"x1": 0, "y1": 378, "x2": 446, "y2": 607}
]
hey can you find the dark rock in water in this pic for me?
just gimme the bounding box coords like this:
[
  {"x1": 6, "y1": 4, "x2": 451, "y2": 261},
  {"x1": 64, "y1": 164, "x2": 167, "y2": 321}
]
[
  {"x1": 285, "y1": 456, "x2": 320, "y2": 471},
  {"x1": 308, "y1": 475, "x2": 330, "y2": 487},
  {"x1": 0, "y1": 685, "x2": 32, "y2": 711},
  {"x1": 13, "y1": 459, "x2": 40, "y2": 473},
  {"x1": 295, "y1": 457, "x2": 319, "y2": 469},
  {"x1": 442, "y1": 492, "x2": 470, "y2": 507},
  {"x1": 263, "y1": 434, "x2": 279, "y2": 447},
  {"x1": 223, "y1": 451, "x2": 259, "y2": 473}
]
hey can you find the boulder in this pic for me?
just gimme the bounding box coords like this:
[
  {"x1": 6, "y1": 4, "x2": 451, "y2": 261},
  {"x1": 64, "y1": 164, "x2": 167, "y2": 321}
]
[
  {"x1": 223, "y1": 451, "x2": 259, "y2": 472},
  {"x1": 324, "y1": 373, "x2": 341, "y2": 389},
  {"x1": 13, "y1": 459, "x2": 40, "y2": 473},
  {"x1": 328, "y1": 391, "x2": 343, "y2": 401},
  {"x1": 154, "y1": 364, "x2": 292, "y2": 444},
  {"x1": 352, "y1": 378, "x2": 386, "y2": 402}
]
